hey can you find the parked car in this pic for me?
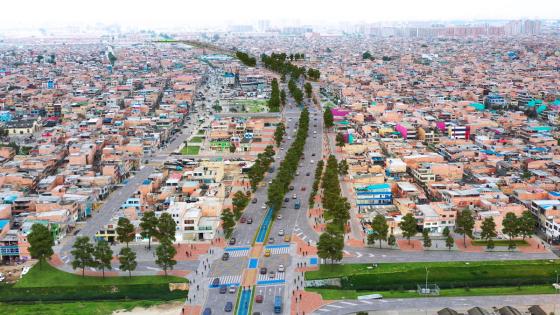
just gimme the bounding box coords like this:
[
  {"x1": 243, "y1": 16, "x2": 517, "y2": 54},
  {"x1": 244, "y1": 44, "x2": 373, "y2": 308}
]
[
  {"x1": 222, "y1": 252, "x2": 230, "y2": 261},
  {"x1": 229, "y1": 238, "x2": 236, "y2": 245},
  {"x1": 260, "y1": 267, "x2": 267, "y2": 275},
  {"x1": 255, "y1": 295, "x2": 264, "y2": 303}
]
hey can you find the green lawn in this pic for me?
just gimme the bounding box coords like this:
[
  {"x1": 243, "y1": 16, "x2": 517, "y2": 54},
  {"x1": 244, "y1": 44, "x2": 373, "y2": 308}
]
[
  {"x1": 197, "y1": 130, "x2": 205, "y2": 135},
  {"x1": 307, "y1": 285, "x2": 557, "y2": 300},
  {"x1": 180, "y1": 146, "x2": 200, "y2": 155},
  {"x1": 305, "y1": 260, "x2": 560, "y2": 291},
  {"x1": 189, "y1": 137, "x2": 204, "y2": 143},
  {"x1": 471, "y1": 239, "x2": 529, "y2": 246},
  {"x1": 15, "y1": 263, "x2": 185, "y2": 288},
  {"x1": 0, "y1": 299, "x2": 180, "y2": 315}
]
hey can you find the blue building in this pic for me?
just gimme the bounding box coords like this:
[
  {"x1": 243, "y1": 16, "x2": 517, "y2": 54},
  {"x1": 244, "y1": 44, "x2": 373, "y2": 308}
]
[
  {"x1": 0, "y1": 111, "x2": 12, "y2": 122},
  {"x1": 355, "y1": 183, "x2": 392, "y2": 209}
]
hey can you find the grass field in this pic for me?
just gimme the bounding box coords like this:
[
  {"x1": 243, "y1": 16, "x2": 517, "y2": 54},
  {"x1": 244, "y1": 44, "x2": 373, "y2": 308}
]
[
  {"x1": 188, "y1": 137, "x2": 204, "y2": 143},
  {"x1": 0, "y1": 300, "x2": 180, "y2": 315},
  {"x1": 305, "y1": 260, "x2": 560, "y2": 291},
  {"x1": 180, "y1": 146, "x2": 200, "y2": 155},
  {"x1": 15, "y1": 263, "x2": 186, "y2": 288},
  {"x1": 307, "y1": 285, "x2": 557, "y2": 300},
  {"x1": 471, "y1": 239, "x2": 529, "y2": 246}
]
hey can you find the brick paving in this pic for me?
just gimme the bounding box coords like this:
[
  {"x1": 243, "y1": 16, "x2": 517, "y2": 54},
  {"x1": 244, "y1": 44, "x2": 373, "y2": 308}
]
[
  {"x1": 291, "y1": 290, "x2": 332, "y2": 315},
  {"x1": 397, "y1": 239, "x2": 423, "y2": 251}
]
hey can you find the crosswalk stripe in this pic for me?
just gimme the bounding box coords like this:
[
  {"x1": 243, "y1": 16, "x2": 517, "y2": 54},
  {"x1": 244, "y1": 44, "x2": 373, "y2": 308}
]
[
  {"x1": 256, "y1": 272, "x2": 286, "y2": 281},
  {"x1": 227, "y1": 250, "x2": 249, "y2": 257}
]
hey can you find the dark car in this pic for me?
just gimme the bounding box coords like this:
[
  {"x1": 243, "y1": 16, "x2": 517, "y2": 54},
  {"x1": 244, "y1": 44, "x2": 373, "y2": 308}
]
[
  {"x1": 203, "y1": 308, "x2": 212, "y2": 315},
  {"x1": 284, "y1": 197, "x2": 289, "y2": 202},
  {"x1": 306, "y1": 172, "x2": 311, "y2": 176},
  {"x1": 212, "y1": 277, "x2": 220, "y2": 287},
  {"x1": 222, "y1": 252, "x2": 230, "y2": 261},
  {"x1": 260, "y1": 267, "x2": 267, "y2": 275},
  {"x1": 289, "y1": 185, "x2": 295, "y2": 191},
  {"x1": 224, "y1": 301, "x2": 233, "y2": 312},
  {"x1": 219, "y1": 285, "x2": 227, "y2": 294},
  {"x1": 229, "y1": 238, "x2": 236, "y2": 245},
  {"x1": 252, "y1": 198, "x2": 257, "y2": 204}
]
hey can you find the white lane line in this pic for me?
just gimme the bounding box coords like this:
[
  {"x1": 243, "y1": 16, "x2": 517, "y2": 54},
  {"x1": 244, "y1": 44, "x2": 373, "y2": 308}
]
[
  {"x1": 316, "y1": 309, "x2": 330, "y2": 313},
  {"x1": 301, "y1": 235, "x2": 307, "y2": 240},
  {"x1": 326, "y1": 304, "x2": 343, "y2": 309},
  {"x1": 368, "y1": 253, "x2": 375, "y2": 258},
  {"x1": 360, "y1": 300, "x2": 373, "y2": 304},
  {"x1": 339, "y1": 301, "x2": 357, "y2": 306},
  {"x1": 343, "y1": 250, "x2": 350, "y2": 255}
]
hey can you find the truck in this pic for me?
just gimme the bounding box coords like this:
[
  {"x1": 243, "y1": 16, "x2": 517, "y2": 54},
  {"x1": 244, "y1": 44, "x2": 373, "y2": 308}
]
[{"x1": 294, "y1": 199, "x2": 301, "y2": 209}]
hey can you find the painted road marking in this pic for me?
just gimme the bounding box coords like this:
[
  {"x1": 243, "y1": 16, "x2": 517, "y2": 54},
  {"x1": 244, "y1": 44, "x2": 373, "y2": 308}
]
[
  {"x1": 248, "y1": 258, "x2": 258, "y2": 269},
  {"x1": 236, "y1": 288, "x2": 252, "y2": 315},
  {"x1": 225, "y1": 246, "x2": 251, "y2": 251},
  {"x1": 257, "y1": 272, "x2": 285, "y2": 282},
  {"x1": 339, "y1": 301, "x2": 357, "y2": 306},
  {"x1": 316, "y1": 309, "x2": 330, "y2": 312},
  {"x1": 256, "y1": 279, "x2": 286, "y2": 285},
  {"x1": 355, "y1": 252, "x2": 363, "y2": 258},
  {"x1": 301, "y1": 235, "x2": 307, "y2": 240},
  {"x1": 269, "y1": 247, "x2": 290, "y2": 255},
  {"x1": 360, "y1": 300, "x2": 373, "y2": 304},
  {"x1": 225, "y1": 249, "x2": 250, "y2": 257},
  {"x1": 343, "y1": 250, "x2": 350, "y2": 255},
  {"x1": 309, "y1": 257, "x2": 318, "y2": 265},
  {"x1": 368, "y1": 253, "x2": 375, "y2": 257},
  {"x1": 326, "y1": 304, "x2": 343, "y2": 309},
  {"x1": 209, "y1": 275, "x2": 242, "y2": 288}
]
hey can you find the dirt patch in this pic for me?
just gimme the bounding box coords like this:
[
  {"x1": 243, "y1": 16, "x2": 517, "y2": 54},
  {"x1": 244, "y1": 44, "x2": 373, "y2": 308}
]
[
  {"x1": 112, "y1": 300, "x2": 184, "y2": 315},
  {"x1": 0, "y1": 259, "x2": 36, "y2": 284}
]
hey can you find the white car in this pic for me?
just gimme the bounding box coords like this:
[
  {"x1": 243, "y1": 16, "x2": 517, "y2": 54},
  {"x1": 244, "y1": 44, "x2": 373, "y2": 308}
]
[
  {"x1": 278, "y1": 264, "x2": 285, "y2": 272},
  {"x1": 310, "y1": 160, "x2": 315, "y2": 164},
  {"x1": 261, "y1": 205, "x2": 267, "y2": 210}
]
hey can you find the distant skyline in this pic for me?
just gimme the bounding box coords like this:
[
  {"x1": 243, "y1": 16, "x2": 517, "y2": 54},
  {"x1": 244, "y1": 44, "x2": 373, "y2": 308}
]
[{"x1": 1, "y1": 0, "x2": 559, "y2": 31}]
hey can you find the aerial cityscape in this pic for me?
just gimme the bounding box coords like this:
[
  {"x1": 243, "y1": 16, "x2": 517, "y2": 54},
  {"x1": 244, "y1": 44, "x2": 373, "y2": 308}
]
[{"x1": 1, "y1": 1, "x2": 560, "y2": 315}]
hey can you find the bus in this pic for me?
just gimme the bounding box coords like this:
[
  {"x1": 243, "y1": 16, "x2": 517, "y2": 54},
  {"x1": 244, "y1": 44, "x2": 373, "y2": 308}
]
[{"x1": 273, "y1": 296, "x2": 282, "y2": 313}]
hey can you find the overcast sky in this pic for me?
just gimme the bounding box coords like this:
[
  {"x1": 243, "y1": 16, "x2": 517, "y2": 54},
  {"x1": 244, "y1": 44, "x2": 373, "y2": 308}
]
[{"x1": 2, "y1": 0, "x2": 559, "y2": 29}]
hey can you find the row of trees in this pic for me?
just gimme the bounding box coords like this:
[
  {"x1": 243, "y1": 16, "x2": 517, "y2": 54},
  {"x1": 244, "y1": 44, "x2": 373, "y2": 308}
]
[
  {"x1": 289, "y1": 53, "x2": 305, "y2": 61},
  {"x1": 235, "y1": 51, "x2": 256, "y2": 67},
  {"x1": 288, "y1": 78, "x2": 304, "y2": 104},
  {"x1": 323, "y1": 108, "x2": 334, "y2": 129},
  {"x1": 308, "y1": 160, "x2": 324, "y2": 207},
  {"x1": 232, "y1": 190, "x2": 251, "y2": 220},
  {"x1": 274, "y1": 122, "x2": 285, "y2": 147},
  {"x1": 304, "y1": 82, "x2": 313, "y2": 99},
  {"x1": 317, "y1": 155, "x2": 350, "y2": 263},
  {"x1": 268, "y1": 78, "x2": 281, "y2": 112},
  {"x1": 266, "y1": 109, "x2": 309, "y2": 213},
  {"x1": 247, "y1": 145, "x2": 276, "y2": 191},
  {"x1": 260, "y1": 53, "x2": 321, "y2": 81}
]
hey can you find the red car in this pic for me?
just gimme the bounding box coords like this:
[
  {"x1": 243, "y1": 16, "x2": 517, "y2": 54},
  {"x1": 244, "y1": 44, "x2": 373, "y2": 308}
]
[
  {"x1": 255, "y1": 295, "x2": 264, "y2": 303},
  {"x1": 240, "y1": 217, "x2": 246, "y2": 223},
  {"x1": 301, "y1": 187, "x2": 306, "y2": 191}
]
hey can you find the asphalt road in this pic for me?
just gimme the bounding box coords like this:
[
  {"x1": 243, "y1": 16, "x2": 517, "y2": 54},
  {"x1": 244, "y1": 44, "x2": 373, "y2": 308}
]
[{"x1": 312, "y1": 294, "x2": 560, "y2": 315}]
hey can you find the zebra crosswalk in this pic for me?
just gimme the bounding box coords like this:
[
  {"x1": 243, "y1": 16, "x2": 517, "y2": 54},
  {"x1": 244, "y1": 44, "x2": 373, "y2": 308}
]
[
  {"x1": 224, "y1": 246, "x2": 250, "y2": 257},
  {"x1": 256, "y1": 272, "x2": 285, "y2": 282},
  {"x1": 267, "y1": 246, "x2": 290, "y2": 255},
  {"x1": 209, "y1": 275, "x2": 242, "y2": 288}
]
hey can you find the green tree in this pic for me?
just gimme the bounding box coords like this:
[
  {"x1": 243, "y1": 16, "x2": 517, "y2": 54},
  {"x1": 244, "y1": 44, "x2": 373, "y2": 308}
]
[
  {"x1": 370, "y1": 214, "x2": 389, "y2": 249},
  {"x1": 480, "y1": 217, "x2": 497, "y2": 242},
  {"x1": 317, "y1": 229, "x2": 344, "y2": 264},
  {"x1": 232, "y1": 190, "x2": 250, "y2": 220},
  {"x1": 422, "y1": 229, "x2": 432, "y2": 248},
  {"x1": 442, "y1": 226, "x2": 450, "y2": 237},
  {"x1": 323, "y1": 108, "x2": 334, "y2": 129},
  {"x1": 362, "y1": 51, "x2": 372, "y2": 60},
  {"x1": 93, "y1": 240, "x2": 113, "y2": 279},
  {"x1": 27, "y1": 223, "x2": 54, "y2": 269},
  {"x1": 140, "y1": 211, "x2": 159, "y2": 250},
  {"x1": 304, "y1": 82, "x2": 313, "y2": 99},
  {"x1": 229, "y1": 143, "x2": 236, "y2": 153},
  {"x1": 116, "y1": 217, "x2": 135, "y2": 248},
  {"x1": 455, "y1": 209, "x2": 475, "y2": 248},
  {"x1": 155, "y1": 240, "x2": 177, "y2": 276},
  {"x1": 274, "y1": 122, "x2": 285, "y2": 147},
  {"x1": 387, "y1": 234, "x2": 396, "y2": 247},
  {"x1": 335, "y1": 132, "x2": 345, "y2": 149},
  {"x1": 445, "y1": 235, "x2": 454, "y2": 251},
  {"x1": 486, "y1": 238, "x2": 495, "y2": 250},
  {"x1": 338, "y1": 159, "x2": 349, "y2": 176},
  {"x1": 118, "y1": 247, "x2": 137, "y2": 278},
  {"x1": 157, "y1": 212, "x2": 177, "y2": 243},
  {"x1": 280, "y1": 89, "x2": 286, "y2": 106},
  {"x1": 502, "y1": 212, "x2": 519, "y2": 244},
  {"x1": 518, "y1": 211, "x2": 536, "y2": 240},
  {"x1": 398, "y1": 213, "x2": 417, "y2": 244},
  {"x1": 71, "y1": 236, "x2": 95, "y2": 277},
  {"x1": 221, "y1": 208, "x2": 236, "y2": 237}
]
